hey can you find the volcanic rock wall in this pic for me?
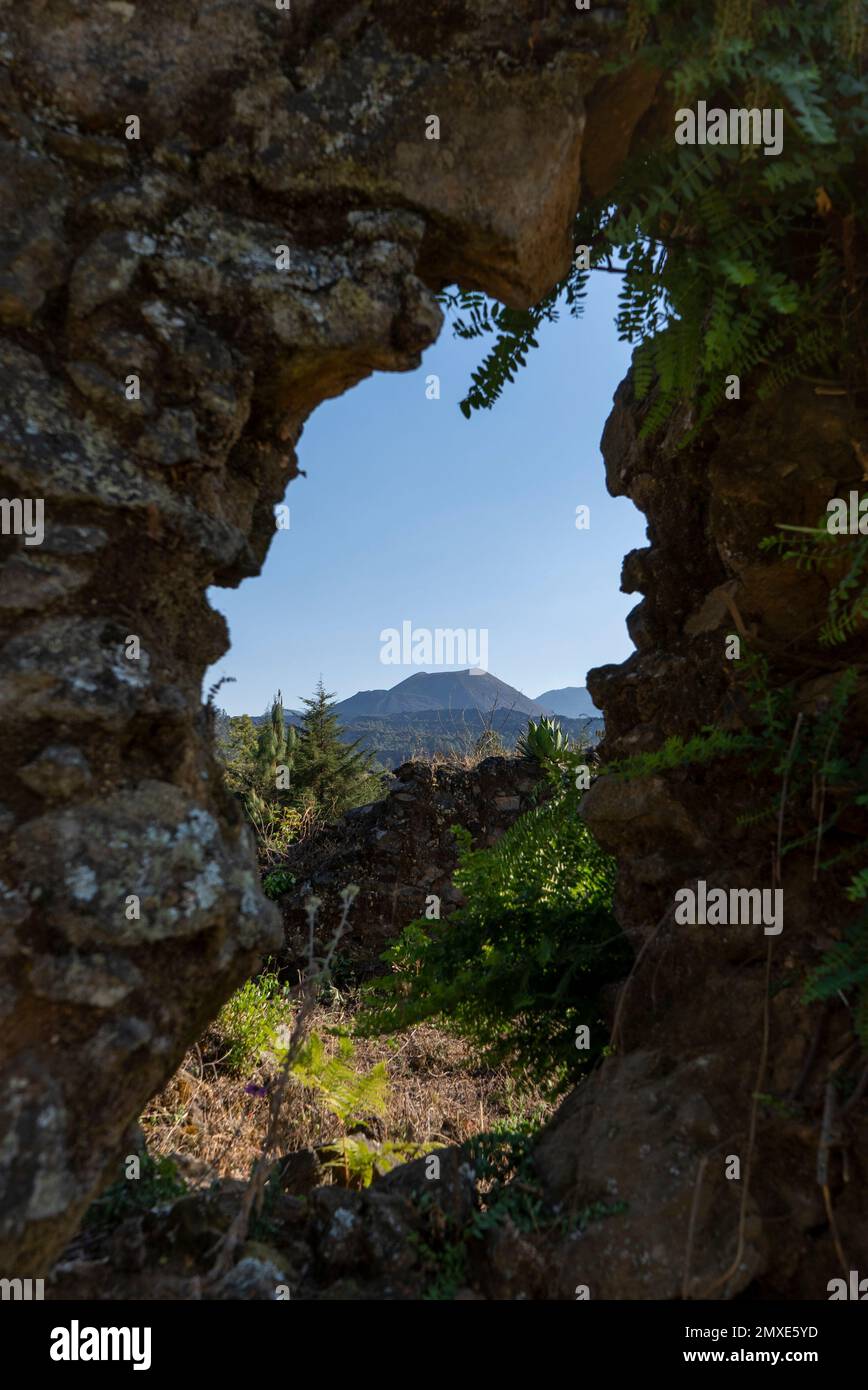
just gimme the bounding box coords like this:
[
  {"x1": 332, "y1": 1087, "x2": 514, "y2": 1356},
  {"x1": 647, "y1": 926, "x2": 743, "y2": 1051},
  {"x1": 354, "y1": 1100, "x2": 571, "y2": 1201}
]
[
  {"x1": 0, "y1": 0, "x2": 661, "y2": 1274},
  {"x1": 569, "y1": 377, "x2": 868, "y2": 1298}
]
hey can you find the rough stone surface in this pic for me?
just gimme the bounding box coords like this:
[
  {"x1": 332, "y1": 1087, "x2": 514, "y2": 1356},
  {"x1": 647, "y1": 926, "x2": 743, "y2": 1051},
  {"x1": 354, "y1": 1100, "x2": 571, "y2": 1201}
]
[
  {"x1": 576, "y1": 374, "x2": 868, "y2": 1299},
  {"x1": 0, "y1": 0, "x2": 662, "y2": 1274},
  {"x1": 21, "y1": 0, "x2": 860, "y2": 1304},
  {"x1": 279, "y1": 755, "x2": 548, "y2": 966},
  {"x1": 4, "y1": 0, "x2": 864, "y2": 1302},
  {"x1": 45, "y1": 1139, "x2": 481, "y2": 1301}
]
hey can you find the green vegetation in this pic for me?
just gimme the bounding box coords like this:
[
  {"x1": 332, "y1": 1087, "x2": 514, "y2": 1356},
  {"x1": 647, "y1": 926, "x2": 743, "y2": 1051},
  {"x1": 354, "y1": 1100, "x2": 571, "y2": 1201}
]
[
  {"x1": 357, "y1": 739, "x2": 629, "y2": 1094},
  {"x1": 291, "y1": 679, "x2": 385, "y2": 821},
  {"x1": 443, "y1": 0, "x2": 866, "y2": 441},
  {"x1": 284, "y1": 1031, "x2": 429, "y2": 1187},
  {"x1": 211, "y1": 0, "x2": 867, "y2": 1110},
  {"x1": 517, "y1": 714, "x2": 572, "y2": 764},
  {"x1": 288, "y1": 1033, "x2": 387, "y2": 1152},
  {"x1": 262, "y1": 868, "x2": 296, "y2": 900},
  {"x1": 804, "y1": 919, "x2": 868, "y2": 1045},
  {"x1": 213, "y1": 966, "x2": 293, "y2": 1074},
  {"x1": 217, "y1": 710, "x2": 260, "y2": 800},
  {"x1": 216, "y1": 679, "x2": 385, "y2": 863},
  {"x1": 84, "y1": 1153, "x2": 187, "y2": 1231}
]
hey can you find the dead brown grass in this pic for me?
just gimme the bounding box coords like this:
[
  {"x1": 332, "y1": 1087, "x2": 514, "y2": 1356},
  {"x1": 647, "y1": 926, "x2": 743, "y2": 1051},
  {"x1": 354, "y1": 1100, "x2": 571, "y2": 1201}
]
[
  {"x1": 142, "y1": 990, "x2": 552, "y2": 1188},
  {"x1": 406, "y1": 742, "x2": 521, "y2": 773}
]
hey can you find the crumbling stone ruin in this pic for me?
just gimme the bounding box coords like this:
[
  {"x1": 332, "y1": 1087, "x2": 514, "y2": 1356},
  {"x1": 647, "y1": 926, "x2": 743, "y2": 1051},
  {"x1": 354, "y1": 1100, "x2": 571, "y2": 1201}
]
[{"x1": 280, "y1": 754, "x2": 548, "y2": 968}]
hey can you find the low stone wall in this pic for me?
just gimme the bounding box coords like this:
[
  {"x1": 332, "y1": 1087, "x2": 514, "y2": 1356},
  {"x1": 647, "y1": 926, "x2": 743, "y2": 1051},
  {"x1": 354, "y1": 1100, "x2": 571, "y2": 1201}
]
[{"x1": 278, "y1": 756, "x2": 547, "y2": 967}]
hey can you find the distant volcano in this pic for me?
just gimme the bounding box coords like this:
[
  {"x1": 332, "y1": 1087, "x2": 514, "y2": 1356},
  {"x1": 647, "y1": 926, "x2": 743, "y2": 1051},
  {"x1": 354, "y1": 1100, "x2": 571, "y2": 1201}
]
[
  {"x1": 238, "y1": 670, "x2": 603, "y2": 769},
  {"x1": 332, "y1": 669, "x2": 546, "y2": 719}
]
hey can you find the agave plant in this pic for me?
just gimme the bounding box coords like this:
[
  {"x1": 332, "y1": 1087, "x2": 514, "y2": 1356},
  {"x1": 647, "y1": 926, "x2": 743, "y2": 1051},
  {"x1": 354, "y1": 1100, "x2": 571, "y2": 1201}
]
[{"x1": 517, "y1": 716, "x2": 569, "y2": 766}]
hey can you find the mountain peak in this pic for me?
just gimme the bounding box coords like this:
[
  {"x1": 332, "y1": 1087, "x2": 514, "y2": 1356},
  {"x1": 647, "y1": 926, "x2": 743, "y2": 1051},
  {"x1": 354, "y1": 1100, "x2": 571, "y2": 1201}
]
[{"x1": 334, "y1": 669, "x2": 545, "y2": 719}]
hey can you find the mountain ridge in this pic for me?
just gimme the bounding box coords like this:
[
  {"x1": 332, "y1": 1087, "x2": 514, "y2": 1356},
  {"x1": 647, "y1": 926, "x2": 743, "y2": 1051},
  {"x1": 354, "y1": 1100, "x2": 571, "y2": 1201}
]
[
  {"x1": 332, "y1": 669, "x2": 546, "y2": 719},
  {"x1": 232, "y1": 670, "x2": 603, "y2": 769},
  {"x1": 535, "y1": 685, "x2": 600, "y2": 717}
]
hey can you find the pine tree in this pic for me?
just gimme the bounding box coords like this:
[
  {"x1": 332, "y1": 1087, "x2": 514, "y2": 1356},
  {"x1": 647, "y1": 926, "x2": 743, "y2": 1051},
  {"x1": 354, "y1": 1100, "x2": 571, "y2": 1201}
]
[
  {"x1": 217, "y1": 713, "x2": 260, "y2": 798},
  {"x1": 292, "y1": 679, "x2": 384, "y2": 819}
]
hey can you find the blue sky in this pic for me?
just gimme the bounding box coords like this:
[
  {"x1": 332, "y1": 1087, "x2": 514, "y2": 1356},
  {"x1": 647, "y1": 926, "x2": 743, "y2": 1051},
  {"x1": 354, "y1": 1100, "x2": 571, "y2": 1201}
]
[{"x1": 207, "y1": 273, "x2": 647, "y2": 716}]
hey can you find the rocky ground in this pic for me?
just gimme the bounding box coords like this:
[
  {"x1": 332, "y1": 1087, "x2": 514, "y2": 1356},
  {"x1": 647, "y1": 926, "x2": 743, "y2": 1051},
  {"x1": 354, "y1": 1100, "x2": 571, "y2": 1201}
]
[{"x1": 47, "y1": 994, "x2": 558, "y2": 1302}]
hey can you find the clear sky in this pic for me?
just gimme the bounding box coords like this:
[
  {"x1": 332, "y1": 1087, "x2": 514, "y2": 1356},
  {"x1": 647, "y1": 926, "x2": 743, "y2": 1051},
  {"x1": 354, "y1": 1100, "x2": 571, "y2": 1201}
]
[{"x1": 207, "y1": 273, "x2": 647, "y2": 716}]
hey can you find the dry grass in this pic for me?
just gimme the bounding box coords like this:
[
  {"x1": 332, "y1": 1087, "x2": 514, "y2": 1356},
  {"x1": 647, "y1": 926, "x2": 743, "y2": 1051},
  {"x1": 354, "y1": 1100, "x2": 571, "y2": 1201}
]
[
  {"x1": 142, "y1": 988, "x2": 552, "y2": 1188},
  {"x1": 405, "y1": 737, "x2": 521, "y2": 772}
]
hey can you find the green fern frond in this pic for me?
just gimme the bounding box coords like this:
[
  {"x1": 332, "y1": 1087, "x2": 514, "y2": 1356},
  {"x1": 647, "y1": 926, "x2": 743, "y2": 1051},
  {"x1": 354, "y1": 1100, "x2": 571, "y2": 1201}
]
[
  {"x1": 804, "y1": 918, "x2": 868, "y2": 1003},
  {"x1": 288, "y1": 1032, "x2": 389, "y2": 1127}
]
